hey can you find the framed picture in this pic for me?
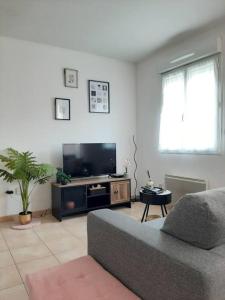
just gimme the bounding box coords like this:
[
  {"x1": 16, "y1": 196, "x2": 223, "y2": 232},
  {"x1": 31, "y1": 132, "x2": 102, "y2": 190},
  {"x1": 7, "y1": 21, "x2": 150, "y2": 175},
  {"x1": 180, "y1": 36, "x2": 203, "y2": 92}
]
[
  {"x1": 88, "y1": 80, "x2": 110, "y2": 113},
  {"x1": 55, "y1": 98, "x2": 70, "y2": 120},
  {"x1": 64, "y1": 68, "x2": 78, "y2": 88}
]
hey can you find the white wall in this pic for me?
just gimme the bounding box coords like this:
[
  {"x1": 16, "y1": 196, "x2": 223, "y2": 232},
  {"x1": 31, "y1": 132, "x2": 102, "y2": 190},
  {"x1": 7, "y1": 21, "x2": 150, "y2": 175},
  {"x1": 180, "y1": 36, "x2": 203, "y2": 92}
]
[
  {"x1": 137, "y1": 22, "x2": 225, "y2": 189},
  {"x1": 0, "y1": 37, "x2": 136, "y2": 216}
]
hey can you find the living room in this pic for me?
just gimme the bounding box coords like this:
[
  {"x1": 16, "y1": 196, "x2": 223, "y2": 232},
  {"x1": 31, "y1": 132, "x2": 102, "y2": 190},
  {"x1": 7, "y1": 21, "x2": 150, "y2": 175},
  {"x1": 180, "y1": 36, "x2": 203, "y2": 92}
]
[{"x1": 0, "y1": 0, "x2": 225, "y2": 299}]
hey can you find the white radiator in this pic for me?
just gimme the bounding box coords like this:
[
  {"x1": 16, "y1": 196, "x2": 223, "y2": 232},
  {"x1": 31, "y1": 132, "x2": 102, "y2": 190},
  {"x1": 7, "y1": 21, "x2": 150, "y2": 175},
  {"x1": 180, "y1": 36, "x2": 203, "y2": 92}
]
[{"x1": 165, "y1": 174, "x2": 208, "y2": 204}]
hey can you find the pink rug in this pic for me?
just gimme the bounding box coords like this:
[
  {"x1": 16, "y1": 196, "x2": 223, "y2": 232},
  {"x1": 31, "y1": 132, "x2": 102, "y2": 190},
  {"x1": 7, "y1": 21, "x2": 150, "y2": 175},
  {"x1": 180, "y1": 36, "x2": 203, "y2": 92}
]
[
  {"x1": 26, "y1": 255, "x2": 140, "y2": 300},
  {"x1": 11, "y1": 218, "x2": 41, "y2": 230}
]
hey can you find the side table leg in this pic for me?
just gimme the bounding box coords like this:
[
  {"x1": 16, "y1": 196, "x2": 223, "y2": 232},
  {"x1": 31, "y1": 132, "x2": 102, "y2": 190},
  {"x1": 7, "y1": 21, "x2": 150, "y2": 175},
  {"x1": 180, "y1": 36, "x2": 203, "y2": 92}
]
[
  {"x1": 160, "y1": 205, "x2": 165, "y2": 217},
  {"x1": 163, "y1": 204, "x2": 168, "y2": 215},
  {"x1": 145, "y1": 204, "x2": 150, "y2": 222},
  {"x1": 141, "y1": 204, "x2": 147, "y2": 222}
]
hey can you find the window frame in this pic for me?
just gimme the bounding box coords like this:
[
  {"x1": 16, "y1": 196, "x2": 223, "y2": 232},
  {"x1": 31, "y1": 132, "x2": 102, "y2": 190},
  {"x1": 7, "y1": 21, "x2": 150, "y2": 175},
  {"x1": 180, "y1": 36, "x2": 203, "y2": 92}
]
[{"x1": 159, "y1": 53, "x2": 222, "y2": 155}]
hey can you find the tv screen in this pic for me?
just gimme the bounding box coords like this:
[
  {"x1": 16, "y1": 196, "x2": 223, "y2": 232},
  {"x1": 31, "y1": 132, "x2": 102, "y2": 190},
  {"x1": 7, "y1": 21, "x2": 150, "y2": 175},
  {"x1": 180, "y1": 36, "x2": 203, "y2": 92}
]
[{"x1": 63, "y1": 143, "x2": 116, "y2": 178}]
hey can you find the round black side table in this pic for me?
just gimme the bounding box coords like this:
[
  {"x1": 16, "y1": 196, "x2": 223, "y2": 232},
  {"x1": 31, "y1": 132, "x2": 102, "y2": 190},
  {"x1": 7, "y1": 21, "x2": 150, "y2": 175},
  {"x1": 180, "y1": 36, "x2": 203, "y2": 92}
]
[{"x1": 140, "y1": 190, "x2": 172, "y2": 222}]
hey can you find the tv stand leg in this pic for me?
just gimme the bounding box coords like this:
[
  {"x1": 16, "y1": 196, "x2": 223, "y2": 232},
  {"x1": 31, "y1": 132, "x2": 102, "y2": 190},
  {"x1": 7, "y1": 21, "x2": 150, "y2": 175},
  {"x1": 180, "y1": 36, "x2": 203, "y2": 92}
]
[{"x1": 53, "y1": 215, "x2": 62, "y2": 222}]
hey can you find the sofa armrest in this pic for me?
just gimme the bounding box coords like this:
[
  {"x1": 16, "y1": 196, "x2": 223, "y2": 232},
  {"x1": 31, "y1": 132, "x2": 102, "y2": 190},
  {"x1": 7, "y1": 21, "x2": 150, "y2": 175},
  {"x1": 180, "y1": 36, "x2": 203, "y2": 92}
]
[{"x1": 87, "y1": 209, "x2": 225, "y2": 300}]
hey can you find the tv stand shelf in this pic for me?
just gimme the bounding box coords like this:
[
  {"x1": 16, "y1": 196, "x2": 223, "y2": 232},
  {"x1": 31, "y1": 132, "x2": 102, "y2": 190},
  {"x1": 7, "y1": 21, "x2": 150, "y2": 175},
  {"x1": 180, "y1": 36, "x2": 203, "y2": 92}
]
[{"x1": 51, "y1": 177, "x2": 131, "y2": 221}]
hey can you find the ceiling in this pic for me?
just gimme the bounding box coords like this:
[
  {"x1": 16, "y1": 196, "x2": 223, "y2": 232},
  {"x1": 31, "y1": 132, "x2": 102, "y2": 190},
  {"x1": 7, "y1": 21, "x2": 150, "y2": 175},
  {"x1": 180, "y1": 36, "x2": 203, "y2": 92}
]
[{"x1": 0, "y1": 0, "x2": 225, "y2": 62}]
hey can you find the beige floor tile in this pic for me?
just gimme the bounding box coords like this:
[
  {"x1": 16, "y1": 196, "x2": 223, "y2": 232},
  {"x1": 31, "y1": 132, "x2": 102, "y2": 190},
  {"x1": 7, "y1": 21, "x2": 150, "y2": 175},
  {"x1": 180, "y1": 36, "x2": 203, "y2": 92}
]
[
  {"x1": 65, "y1": 215, "x2": 87, "y2": 224},
  {"x1": 17, "y1": 255, "x2": 59, "y2": 282},
  {"x1": 0, "y1": 265, "x2": 22, "y2": 290},
  {"x1": 55, "y1": 245, "x2": 87, "y2": 264},
  {"x1": 0, "y1": 251, "x2": 14, "y2": 268},
  {"x1": 3, "y1": 232, "x2": 41, "y2": 249},
  {"x1": 11, "y1": 243, "x2": 52, "y2": 264},
  {"x1": 0, "y1": 284, "x2": 28, "y2": 300},
  {"x1": 33, "y1": 222, "x2": 63, "y2": 233},
  {"x1": 63, "y1": 215, "x2": 87, "y2": 225},
  {"x1": 35, "y1": 227, "x2": 71, "y2": 242},
  {"x1": 63, "y1": 221, "x2": 87, "y2": 239},
  {"x1": 44, "y1": 236, "x2": 82, "y2": 254},
  {"x1": 122, "y1": 203, "x2": 163, "y2": 221},
  {"x1": 0, "y1": 222, "x2": 14, "y2": 230},
  {"x1": 79, "y1": 234, "x2": 87, "y2": 246},
  {"x1": 1, "y1": 228, "x2": 34, "y2": 237},
  {"x1": 40, "y1": 215, "x2": 59, "y2": 224},
  {"x1": 0, "y1": 237, "x2": 8, "y2": 252}
]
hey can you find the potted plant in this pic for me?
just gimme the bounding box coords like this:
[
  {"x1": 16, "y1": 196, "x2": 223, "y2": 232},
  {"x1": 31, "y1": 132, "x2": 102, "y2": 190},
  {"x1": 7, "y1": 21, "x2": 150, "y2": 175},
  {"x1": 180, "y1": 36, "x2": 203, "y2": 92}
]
[
  {"x1": 56, "y1": 168, "x2": 73, "y2": 209},
  {"x1": 0, "y1": 148, "x2": 56, "y2": 225},
  {"x1": 56, "y1": 168, "x2": 71, "y2": 185}
]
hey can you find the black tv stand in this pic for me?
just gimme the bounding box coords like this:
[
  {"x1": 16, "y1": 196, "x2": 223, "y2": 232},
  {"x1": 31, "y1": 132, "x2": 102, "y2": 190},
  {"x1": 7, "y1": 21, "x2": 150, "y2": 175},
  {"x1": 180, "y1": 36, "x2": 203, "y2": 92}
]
[{"x1": 52, "y1": 177, "x2": 131, "y2": 221}]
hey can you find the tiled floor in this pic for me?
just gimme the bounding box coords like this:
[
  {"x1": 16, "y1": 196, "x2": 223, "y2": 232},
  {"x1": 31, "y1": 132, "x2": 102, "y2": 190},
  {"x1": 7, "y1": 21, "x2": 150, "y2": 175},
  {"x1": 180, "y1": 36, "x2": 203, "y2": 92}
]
[{"x1": 0, "y1": 202, "x2": 162, "y2": 299}]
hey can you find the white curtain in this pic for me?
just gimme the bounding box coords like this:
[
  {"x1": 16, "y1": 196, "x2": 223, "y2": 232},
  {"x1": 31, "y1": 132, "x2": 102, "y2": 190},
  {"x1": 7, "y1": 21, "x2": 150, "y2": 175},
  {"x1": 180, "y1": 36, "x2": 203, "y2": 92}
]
[{"x1": 159, "y1": 56, "x2": 220, "y2": 153}]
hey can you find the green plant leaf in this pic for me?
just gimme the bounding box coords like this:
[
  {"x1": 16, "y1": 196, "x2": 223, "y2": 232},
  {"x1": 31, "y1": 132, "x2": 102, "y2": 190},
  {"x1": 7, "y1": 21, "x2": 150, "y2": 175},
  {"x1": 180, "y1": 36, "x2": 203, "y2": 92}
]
[
  {"x1": 0, "y1": 169, "x2": 15, "y2": 182},
  {"x1": 0, "y1": 148, "x2": 56, "y2": 213}
]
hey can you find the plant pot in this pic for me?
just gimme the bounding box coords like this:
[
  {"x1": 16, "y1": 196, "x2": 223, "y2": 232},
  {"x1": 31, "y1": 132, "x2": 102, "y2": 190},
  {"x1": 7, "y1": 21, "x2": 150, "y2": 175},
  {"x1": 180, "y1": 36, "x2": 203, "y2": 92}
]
[
  {"x1": 19, "y1": 211, "x2": 32, "y2": 225},
  {"x1": 61, "y1": 180, "x2": 67, "y2": 185}
]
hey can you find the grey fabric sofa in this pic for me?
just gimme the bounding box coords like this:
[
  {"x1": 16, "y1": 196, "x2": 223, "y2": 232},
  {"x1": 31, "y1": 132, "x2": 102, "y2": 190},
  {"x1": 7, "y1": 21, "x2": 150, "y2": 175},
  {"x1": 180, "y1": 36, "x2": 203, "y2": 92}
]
[{"x1": 87, "y1": 205, "x2": 225, "y2": 300}]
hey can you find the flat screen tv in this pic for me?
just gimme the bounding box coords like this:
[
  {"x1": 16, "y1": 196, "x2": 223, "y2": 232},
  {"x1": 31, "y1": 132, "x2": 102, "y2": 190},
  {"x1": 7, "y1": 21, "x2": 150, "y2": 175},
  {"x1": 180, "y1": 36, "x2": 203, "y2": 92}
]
[{"x1": 63, "y1": 143, "x2": 116, "y2": 178}]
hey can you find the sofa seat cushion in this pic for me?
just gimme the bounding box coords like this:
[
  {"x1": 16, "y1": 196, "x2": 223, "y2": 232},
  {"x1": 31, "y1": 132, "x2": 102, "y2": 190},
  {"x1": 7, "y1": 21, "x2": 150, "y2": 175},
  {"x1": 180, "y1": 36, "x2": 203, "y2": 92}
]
[
  {"x1": 161, "y1": 188, "x2": 225, "y2": 249},
  {"x1": 26, "y1": 255, "x2": 140, "y2": 300},
  {"x1": 210, "y1": 244, "x2": 225, "y2": 258}
]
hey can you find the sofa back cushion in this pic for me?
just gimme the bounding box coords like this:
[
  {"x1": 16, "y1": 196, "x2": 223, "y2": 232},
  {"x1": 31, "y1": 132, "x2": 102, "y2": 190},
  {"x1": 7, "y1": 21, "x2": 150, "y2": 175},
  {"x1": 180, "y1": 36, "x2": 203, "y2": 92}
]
[{"x1": 161, "y1": 188, "x2": 225, "y2": 249}]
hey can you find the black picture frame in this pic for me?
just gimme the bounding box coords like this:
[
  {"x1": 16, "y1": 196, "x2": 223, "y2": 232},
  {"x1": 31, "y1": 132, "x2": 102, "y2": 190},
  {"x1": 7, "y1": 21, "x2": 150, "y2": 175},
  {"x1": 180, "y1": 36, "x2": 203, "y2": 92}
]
[
  {"x1": 55, "y1": 98, "x2": 70, "y2": 120},
  {"x1": 64, "y1": 68, "x2": 78, "y2": 88},
  {"x1": 88, "y1": 80, "x2": 110, "y2": 113}
]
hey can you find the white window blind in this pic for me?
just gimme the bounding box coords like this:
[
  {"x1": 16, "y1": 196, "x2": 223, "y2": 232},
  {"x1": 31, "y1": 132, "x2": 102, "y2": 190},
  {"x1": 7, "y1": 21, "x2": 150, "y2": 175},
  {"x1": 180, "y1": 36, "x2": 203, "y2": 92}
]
[{"x1": 159, "y1": 55, "x2": 221, "y2": 154}]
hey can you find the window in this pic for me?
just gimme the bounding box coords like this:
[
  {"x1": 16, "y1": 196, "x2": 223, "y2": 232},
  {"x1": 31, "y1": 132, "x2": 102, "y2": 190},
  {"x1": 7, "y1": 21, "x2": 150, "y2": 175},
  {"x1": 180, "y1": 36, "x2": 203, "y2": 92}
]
[{"x1": 159, "y1": 55, "x2": 221, "y2": 154}]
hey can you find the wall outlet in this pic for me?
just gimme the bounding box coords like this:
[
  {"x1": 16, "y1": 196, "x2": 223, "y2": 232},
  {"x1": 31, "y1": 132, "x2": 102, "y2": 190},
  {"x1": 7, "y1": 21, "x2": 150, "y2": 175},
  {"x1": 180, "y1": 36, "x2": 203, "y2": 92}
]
[{"x1": 5, "y1": 190, "x2": 14, "y2": 194}]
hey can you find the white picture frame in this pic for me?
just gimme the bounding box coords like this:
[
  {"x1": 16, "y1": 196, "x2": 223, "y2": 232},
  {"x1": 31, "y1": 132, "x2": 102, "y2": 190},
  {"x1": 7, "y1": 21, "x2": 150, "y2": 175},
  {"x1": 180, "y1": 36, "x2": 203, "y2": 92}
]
[{"x1": 64, "y1": 68, "x2": 78, "y2": 88}]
